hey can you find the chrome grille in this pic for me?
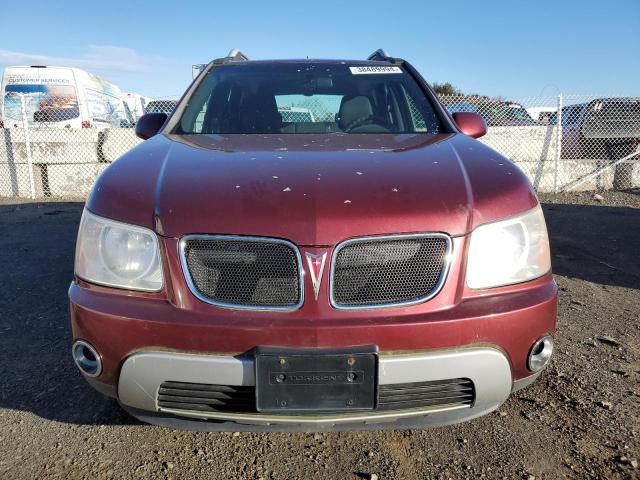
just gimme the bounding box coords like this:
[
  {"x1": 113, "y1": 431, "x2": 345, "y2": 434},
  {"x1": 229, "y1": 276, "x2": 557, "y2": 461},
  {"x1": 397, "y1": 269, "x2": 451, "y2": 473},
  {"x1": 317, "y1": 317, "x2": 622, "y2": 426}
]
[
  {"x1": 180, "y1": 235, "x2": 303, "y2": 310},
  {"x1": 330, "y1": 234, "x2": 451, "y2": 308}
]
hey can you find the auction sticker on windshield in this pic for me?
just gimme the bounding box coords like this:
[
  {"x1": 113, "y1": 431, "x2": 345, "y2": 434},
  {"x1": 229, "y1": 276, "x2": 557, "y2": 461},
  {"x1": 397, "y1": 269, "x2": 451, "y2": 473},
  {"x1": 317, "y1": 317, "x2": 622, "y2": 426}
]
[{"x1": 349, "y1": 66, "x2": 402, "y2": 74}]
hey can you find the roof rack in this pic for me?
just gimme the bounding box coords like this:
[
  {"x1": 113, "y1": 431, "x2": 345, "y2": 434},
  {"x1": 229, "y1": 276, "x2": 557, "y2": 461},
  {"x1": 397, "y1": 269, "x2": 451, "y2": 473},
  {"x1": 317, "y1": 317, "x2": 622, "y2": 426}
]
[
  {"x1": 366, "y1": 49, "x2": 405, "y2": 66},
  {"x1": 227, "y1": 48, "x2": 249, "y2": 61},
  {"x1": 367, "y1": 49, "x2": 392, "y2": 62},
  {"x1": 213, "y1": 48, "x2": 250, "y2": 65}
]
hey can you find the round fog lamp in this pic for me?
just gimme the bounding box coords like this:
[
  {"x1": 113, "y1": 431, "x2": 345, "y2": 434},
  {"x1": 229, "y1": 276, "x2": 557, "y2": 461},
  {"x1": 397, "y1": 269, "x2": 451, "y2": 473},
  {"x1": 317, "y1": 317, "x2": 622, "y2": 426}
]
[
  {"x1": 528, "y1": 335, "x2": 554, "y2": 372},
  {"x1": 72, "y1": 340, "x2": 102, "y2": 377}
]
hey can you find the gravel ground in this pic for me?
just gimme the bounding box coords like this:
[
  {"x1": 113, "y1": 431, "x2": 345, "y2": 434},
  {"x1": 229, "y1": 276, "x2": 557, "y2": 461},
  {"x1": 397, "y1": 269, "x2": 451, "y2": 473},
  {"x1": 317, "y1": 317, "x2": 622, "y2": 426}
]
[{"x1": 0, "y1": 190, "x2": 638, "y2": 480}]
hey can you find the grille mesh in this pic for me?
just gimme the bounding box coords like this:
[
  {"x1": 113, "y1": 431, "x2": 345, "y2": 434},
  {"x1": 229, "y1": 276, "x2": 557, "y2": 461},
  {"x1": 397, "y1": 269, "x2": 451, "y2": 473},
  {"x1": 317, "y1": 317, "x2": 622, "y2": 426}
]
[
  {"x1": 182, "y1": 237, "x2": 301, "y2": 308},
  {"x1": 157, "y1": 378, "x2": 474, "y2": 415},
  {"x1": 331, "y1": 235, "x2": 449, "y2": 307}
]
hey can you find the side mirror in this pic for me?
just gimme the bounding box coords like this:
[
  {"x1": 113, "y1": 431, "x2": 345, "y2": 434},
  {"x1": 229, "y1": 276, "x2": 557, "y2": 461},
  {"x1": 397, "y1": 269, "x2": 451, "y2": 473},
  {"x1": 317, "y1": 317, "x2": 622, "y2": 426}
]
[
  {"x1": 135, "y1": 113, "x2": 168, "y2": 140},
  {"x1": 452, "y1": 112, "x2": 487, "y2": 139}
]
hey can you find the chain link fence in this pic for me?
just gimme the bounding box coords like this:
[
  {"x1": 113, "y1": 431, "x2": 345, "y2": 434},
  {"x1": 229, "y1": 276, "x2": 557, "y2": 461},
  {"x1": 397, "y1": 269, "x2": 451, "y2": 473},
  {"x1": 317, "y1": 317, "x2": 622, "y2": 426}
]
[
  {"x1": 0, "y1": 96, "x2": 177, "y2": 198},
  {"x1": 1, "y1": 93, "x2": 638, "y2": 200},
  {"x1": 440, "y1": 94, "x2": 640, "y2": 192}
]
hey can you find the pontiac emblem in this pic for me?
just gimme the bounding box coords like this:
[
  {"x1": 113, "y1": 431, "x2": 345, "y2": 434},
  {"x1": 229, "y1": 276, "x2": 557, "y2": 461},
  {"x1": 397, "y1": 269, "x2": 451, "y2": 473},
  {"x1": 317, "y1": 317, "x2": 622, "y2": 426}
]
[{"x1": 305, "y1": 252, "x2": 327, "y2": 300}]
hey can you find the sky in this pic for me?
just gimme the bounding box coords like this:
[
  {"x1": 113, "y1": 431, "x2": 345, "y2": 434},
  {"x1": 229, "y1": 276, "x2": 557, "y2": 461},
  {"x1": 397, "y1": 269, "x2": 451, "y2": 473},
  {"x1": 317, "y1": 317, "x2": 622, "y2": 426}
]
[{"x1": 1, "y1": 0, "x2": 638, "y2": 101}]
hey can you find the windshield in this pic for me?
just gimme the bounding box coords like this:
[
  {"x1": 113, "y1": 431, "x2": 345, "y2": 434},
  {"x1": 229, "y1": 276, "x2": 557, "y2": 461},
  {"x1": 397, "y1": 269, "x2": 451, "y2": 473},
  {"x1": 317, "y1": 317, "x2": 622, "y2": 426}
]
[
  {"x1": 506, "y1": 103, "x2": 535, "y2": 122},
  {"x1": 122, "y1": 100, "x2": 135, "y2": 125},
  {"x1": 147, "y1": 101, "x2": 177, "y2": 114},
  {"x1": 444, "y1": 99, "x2": 537, "y2": 126},
  {"x1": 474, "y1": 102, "x2": 536, "y2": 125},
  {"x1": 3, "y1": 84, "x2": 79, "y2": 122},
  {"x1": 446, "y1": 102, "x2": 479, "y2": 114},
  {"x1": 175, "y1": 62, "x2": 443, "y2": 134}
]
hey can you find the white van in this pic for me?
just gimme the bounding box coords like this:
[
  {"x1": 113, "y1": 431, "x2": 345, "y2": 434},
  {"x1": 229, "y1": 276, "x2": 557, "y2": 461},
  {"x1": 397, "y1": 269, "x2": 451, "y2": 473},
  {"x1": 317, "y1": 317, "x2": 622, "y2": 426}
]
[
  {"x1": 123, "y1": 92, "x2": 153, "y2": 121},
  {"x1": 526, "y1": 106, "x2": 558, "y2": 124},
  {"x1": 1, "y1": 66, "x2": 130, "y2": 129}
]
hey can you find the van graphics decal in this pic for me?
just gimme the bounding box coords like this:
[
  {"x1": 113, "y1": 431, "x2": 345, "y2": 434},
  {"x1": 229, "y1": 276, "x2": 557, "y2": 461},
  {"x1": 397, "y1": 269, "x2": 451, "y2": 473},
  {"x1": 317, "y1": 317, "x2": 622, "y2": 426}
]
[{"x1": 6, "y1": 75, "x2": 71, "y2": 85}]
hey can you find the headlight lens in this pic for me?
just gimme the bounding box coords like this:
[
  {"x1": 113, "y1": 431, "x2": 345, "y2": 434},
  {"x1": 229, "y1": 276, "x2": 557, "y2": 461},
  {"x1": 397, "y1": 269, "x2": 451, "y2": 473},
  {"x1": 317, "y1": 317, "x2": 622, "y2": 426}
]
[
  {"x1": 75, "y1": 210, "x2": 163, "y2": 291},
  {"x1": 466, "y1": 205, "x2": 550, "y2": 289}
]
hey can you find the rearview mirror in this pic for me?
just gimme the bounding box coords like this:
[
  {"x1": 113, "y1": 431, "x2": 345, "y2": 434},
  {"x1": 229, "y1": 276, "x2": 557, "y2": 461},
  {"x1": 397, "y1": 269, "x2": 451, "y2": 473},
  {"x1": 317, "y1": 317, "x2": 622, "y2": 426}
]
[
  {"x1": 135, "y1": 113, "x2": 168, "y2": 140},
  {"x1": 452, "y1": 112, "x2": 487, "y2": 139}
]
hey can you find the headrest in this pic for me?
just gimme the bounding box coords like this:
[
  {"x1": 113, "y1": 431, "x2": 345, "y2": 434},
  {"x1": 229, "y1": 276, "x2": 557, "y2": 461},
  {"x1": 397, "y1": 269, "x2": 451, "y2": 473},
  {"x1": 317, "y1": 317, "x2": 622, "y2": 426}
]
[
  {"x1": 338, "y1": 95, "x2": 374, "y2": 129},
  {"x1": 239, "y1": 92, "x2": 282, "y2": 132}
]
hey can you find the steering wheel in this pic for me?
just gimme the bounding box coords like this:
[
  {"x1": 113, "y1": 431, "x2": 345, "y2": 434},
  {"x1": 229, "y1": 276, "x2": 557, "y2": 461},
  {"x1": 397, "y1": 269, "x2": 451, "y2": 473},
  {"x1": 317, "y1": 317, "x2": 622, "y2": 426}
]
[{"x1": 344, "y1": 115, "x2": 394, "y2": 133}]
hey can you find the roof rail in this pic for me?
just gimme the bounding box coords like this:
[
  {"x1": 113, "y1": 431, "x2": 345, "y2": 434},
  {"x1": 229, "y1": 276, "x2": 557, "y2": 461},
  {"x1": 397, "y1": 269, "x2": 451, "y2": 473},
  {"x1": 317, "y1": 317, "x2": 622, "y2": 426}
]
[
  {"x1": 227, "y1": 48, "x2": 249, "y2": 61},
  {"x1": 213, "y1": 48, "x2": 250, "y2": 65},
  {"x1": 367, "y1": 49, "x2": 392, "y2": 62}
]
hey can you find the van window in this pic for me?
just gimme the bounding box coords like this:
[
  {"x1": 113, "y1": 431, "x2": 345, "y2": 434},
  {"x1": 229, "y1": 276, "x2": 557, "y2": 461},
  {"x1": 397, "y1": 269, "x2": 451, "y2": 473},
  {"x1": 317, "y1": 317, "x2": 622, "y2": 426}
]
[
  {"x1": 85, "y1": 88, "x2": 129, "y2": 126},
  {"x1": 3, "y1": 84, "x2": 79, "y2": 122}
]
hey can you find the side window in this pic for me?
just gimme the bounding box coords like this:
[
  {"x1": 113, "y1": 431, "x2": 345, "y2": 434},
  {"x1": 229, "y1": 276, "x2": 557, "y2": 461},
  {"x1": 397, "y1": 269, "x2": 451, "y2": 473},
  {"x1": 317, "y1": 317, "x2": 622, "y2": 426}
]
[
  {"x1": 181, "y1": 81, "x2": 216, "y2": 133},
  {"x1": 195, "y1": 103, "x2": 208, "y2": 131},
  {"x1": 85, "y1": 88, "x2": 108, "y2": 123},
  {"x1": 398, "y1": 83, "x2": 440, "y2": 133},
  {"x1": 106, "y1": 96, "x2": 124, "y2": 126},
  {"x1": 402, "y1": 87, "x2": 427, "y2": 132}
]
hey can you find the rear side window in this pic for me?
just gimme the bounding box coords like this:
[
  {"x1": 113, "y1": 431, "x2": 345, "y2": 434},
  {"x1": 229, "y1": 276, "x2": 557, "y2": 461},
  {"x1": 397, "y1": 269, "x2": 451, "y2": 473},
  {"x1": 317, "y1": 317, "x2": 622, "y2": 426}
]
[
  {"x1": 4, "y1": 84, "x2": 79, "y2": 122},
  {"x1": 175, "y1": 63, "x2": 443, "y2": 134}
]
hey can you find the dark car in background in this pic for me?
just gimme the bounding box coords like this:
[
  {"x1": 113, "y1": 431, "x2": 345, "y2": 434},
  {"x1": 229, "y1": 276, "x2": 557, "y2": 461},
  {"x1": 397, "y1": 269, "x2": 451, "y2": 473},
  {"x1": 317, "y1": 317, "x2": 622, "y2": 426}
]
[
  {"x1": 549, "y1": 97, "x2": 640, "y2": 158},
  {"x1": 444, "y1": 99, "x2": 539, "y2": 126},
  {"x1": 548, "y1": 97, "x2": 640, "y2": 189}
]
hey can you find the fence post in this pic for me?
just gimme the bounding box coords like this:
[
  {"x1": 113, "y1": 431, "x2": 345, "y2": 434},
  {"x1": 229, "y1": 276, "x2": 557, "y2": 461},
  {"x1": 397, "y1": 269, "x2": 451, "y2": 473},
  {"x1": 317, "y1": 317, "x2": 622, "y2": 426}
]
[
  {"x1": 19, "y1": 94, "x2": 36, "y2": 200},
  {"x1": 554, "y1": 93, "x2": 563, "y2": 193}
]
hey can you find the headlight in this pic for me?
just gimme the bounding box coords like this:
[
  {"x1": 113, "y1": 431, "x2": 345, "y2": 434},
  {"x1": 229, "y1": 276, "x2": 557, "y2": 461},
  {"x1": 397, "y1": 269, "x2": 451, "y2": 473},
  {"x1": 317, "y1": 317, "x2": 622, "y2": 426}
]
[
  {"x1": 466, "y1": 204, "x2": 550, "y2": 289},
  {"x1": 75, "y1": 210, "x2": 163, "y2": 291}
]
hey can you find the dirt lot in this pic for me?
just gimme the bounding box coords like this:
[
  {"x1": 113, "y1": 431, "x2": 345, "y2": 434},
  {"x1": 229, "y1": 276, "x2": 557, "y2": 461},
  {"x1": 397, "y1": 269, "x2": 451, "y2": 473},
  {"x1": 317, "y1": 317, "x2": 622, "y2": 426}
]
[{"x1": 0, "y1": 191, "x2": 638, "y2": 480}]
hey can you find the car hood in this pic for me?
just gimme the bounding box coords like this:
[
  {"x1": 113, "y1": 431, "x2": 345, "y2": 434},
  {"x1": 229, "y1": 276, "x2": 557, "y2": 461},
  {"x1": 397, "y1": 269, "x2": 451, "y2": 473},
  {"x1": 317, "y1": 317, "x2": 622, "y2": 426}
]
[{"x1": 88, "y1": 133, "x2": 537, "y2": 245}]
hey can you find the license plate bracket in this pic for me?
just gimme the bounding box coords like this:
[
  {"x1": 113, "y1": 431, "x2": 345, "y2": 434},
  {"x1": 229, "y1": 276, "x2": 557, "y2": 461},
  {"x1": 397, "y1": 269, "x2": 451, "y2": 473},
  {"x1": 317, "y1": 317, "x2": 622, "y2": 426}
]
[{"x1": 255, "y1": 346, "x2": 378, "y2": 413}]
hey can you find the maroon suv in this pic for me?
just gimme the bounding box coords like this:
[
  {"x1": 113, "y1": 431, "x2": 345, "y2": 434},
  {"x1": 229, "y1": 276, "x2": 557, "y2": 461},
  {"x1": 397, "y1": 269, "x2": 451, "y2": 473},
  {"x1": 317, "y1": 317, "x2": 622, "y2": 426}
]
[{"x1": 69, "y1": 49, "x2": 556, "y2": 431}]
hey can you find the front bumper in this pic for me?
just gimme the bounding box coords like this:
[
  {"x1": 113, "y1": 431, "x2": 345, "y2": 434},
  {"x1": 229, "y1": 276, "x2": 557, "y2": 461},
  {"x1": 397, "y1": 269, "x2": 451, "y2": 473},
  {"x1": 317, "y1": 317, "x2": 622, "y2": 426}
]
[
  {"x1": 69, "y1": 274, "x2": 556, "y2": 430},
  {"x1": 99, "y1": 346, "x2": 520, "y2": 431}
]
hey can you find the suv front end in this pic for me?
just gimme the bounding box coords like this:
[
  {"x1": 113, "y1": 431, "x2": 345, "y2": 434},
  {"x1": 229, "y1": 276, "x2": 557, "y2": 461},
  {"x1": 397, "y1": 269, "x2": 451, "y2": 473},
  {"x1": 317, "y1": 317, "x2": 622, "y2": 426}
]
[{"x1": 69, "y1": 49, "x2": 557, "y2": 431}]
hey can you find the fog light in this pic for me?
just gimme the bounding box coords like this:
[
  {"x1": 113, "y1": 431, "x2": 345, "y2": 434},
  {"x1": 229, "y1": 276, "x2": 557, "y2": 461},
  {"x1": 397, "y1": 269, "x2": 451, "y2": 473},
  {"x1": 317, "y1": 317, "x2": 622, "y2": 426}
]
[
  {"x1": 72, "y1": 340, "x2": 102, "y2": 377},
  {"x1": 528, "y1": 335, "x2": 554, "y2": 372}
]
